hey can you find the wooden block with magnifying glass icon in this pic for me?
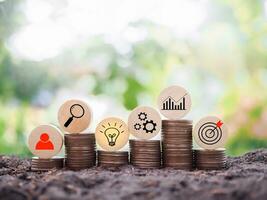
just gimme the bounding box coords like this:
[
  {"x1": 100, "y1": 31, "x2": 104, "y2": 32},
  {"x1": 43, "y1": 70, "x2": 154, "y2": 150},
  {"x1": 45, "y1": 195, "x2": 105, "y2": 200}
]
[
  {"x1": 58, "y1": 99, "x2": 92, "y2": 134},
  {"x1": 58, "y1": 99, "x2": 97, "y2": 170}
]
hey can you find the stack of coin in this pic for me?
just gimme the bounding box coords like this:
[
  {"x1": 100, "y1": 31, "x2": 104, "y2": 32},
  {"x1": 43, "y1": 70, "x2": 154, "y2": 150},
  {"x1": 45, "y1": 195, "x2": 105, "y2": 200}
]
[
  {"x1": 64, "y1": 133, "x2": 96, "y2": 170},
  {"x1": 192, "y1": 149, "x2": 197, "y2": 169},
  {"x1": 97, "y1": 151, "x2": 128, "y2": 167},
  {"x1": 162, "y1": 120, "x2": 193, "y2": 170},
  {"x1": 129, "y1": 140, "x2": 161, "y2": 169},
  {"x1": 194, "y1": 148, "x2": 226, "y2": 170},
  {"x1": 31, "y1": 157, "x2": 64, "y2": 171}
]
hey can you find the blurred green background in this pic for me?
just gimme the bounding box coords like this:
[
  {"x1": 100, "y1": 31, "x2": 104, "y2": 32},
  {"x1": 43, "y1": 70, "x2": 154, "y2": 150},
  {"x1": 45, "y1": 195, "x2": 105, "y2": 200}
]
[{"x1": 0, "y1": 0, "x2": 267, "y2": 156}]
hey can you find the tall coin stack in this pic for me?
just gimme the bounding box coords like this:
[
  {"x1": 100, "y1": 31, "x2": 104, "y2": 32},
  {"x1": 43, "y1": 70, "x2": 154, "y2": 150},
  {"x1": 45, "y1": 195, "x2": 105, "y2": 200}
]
[
  {"x1": 194, "y1": 148, "x2": 226, "y2": 170},
  {"x1": 64, "y1": 133, "x2": 96, "y2": 170},
  {"x1": 97, "y1": 151, "x2": 129, "y2": 167},
  {"x1": 129, "y1": 140, "x2": 161, "y2": 169},
  {"x1": 162, "y1": 120, "x2": 193, "y2": 170}
]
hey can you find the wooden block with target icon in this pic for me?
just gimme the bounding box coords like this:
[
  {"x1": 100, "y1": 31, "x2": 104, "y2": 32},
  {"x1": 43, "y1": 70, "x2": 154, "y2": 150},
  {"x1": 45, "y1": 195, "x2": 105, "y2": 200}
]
[{"x1": 193, "y1": 116, "x2": 228, "y2": 150}]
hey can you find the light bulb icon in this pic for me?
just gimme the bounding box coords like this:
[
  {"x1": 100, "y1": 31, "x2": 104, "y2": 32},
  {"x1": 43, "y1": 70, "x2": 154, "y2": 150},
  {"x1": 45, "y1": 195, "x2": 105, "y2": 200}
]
[
  {"x1": 97, "y1": 118, "x2": 128, "y2": 150},
  {"x1": 104, "y1": 127, "x2": 120, "y2": 146}
]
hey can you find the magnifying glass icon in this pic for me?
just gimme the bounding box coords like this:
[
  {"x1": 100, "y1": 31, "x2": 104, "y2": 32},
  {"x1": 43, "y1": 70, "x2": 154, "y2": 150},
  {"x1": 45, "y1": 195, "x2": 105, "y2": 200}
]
[{"x1": 64, "y1": 104, "x2": 85, "y2": 127}]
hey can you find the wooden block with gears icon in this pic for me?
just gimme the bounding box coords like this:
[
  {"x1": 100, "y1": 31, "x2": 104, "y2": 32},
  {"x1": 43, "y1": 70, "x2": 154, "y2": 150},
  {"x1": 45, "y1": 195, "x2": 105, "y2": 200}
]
[{"x1": 128, "y1": 106, "x2": 162, "y2": 140}]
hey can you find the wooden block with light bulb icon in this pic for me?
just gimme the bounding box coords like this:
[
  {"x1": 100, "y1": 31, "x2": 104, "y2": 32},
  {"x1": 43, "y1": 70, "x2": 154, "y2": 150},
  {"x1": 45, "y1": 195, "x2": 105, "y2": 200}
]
[{"x1": 95, "y1": 117, "x2": 129, "y2": 151}]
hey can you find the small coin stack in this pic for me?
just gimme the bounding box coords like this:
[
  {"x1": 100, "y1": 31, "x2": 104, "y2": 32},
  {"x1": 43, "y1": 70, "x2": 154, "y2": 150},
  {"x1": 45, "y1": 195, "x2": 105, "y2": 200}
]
[
  {"x1": 64, "y1": 133, "x2": 96, "y2": 170},
  {"x1": 97, "y1": 151, "x2": 129, "y2": 167},
  {"x1": 129, "y1": 140, "x2": 161, "y2": 169},
  {"x1": 194, "y1": 148, "x2": 226, "y2": 170},
  {"x1": 31, "y1": 157, "x2": 64, "y2": 171},
  {"x1": 162, "y1": 120, "x2": 193, "y2": 170}
]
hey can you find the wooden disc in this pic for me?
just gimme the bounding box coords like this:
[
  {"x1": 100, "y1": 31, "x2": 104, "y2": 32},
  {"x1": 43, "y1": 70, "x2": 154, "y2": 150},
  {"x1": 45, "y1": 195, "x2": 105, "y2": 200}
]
[
  {"x1": 58, "y1": 99, "x2": 92, "y2": 133},
  {"x1": 128, "y1": 106, "x2": 161, "y2": 140},
  {"x1": 157, "y1": 85, "x2": 191, "y2": 119},
  {"x1": 95, "y1": 117, "x2": 129, "y2": 151},
  {"x1": 193, "y1": 116, "x2": 228, "y2": 150},
  {"x1": 28, "y1": 125, "x2": 63, "y2": 159}
]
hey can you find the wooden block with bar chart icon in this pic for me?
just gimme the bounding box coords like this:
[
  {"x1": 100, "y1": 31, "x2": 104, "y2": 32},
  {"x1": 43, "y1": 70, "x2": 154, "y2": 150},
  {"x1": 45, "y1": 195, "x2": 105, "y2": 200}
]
[
  {"x1": 193, "y1": 116, "x2": 228, "y2": 150},
  {"x1": 128, "y1": 106, "x2": 161, "y2": 140},
  {"x1": 95, "y1": 117, "x2": 129, "y2": 151},
  {"x1": 58, "y1": 99, "x2": 92, "y2": 133},
  {"x1": 157, "y1": 85, "x2": 192, "y2": 119},
  {"x1": 28, "y1": 125, "x2": 63, "y2": 159}
]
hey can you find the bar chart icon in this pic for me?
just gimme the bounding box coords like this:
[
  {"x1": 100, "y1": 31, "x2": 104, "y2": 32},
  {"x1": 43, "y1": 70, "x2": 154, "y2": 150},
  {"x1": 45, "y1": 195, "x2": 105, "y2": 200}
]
[{"x1": 161, "y1": 94, "x2": 187, "y2": 110}]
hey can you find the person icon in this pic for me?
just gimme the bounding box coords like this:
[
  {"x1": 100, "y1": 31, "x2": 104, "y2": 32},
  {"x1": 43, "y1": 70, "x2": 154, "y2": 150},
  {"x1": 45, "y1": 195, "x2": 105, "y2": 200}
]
[{"x1": 35, "y1": 133, "x2": 54, "y2": 150}]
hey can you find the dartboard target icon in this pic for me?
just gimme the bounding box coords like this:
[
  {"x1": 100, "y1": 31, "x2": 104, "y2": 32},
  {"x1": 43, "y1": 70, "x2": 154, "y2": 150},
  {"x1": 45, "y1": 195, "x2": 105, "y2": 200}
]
[
  {"x1": 198, "y1": 121, "x2": 223, "y2": 145},
  {"x1": 194, "y1": 116, "x2": 228, "y2": 149}
]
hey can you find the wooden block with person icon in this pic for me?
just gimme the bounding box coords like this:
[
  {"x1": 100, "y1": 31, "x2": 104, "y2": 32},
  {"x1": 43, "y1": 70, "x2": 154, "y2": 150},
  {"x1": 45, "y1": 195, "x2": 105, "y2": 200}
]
[
  {"x1": 28, "y1": 124, "x2": 64, "y2": 171},
  {"x1": 35, "y1": 133, "x2": 54, "y2": 150},
  {"x1": 28, "y1": 124, "x2": 63, "y2": 158}
]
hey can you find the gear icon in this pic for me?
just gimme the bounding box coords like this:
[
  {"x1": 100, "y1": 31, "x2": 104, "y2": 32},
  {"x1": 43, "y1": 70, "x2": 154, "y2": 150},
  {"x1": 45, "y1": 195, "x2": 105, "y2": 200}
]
[
  {"x1": 138, "y1": 112, "x2": 147, "y2": 121},
  {"x1": 134, "y1": 123, "x2": 142, "y2": 130},
  {"x1": 143, "y1": 120, "x2": 157, "y2": 133}
]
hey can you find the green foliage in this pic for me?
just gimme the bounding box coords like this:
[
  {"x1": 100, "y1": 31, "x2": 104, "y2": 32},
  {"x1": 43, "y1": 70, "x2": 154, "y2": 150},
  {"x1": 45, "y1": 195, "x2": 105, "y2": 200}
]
[
  {"x1": 0, "y1": 0, "x2": 267, "y2": 156},
  {"x1": 0, "y1": 117, "x2": 6, "y2": 138},
  {"x1": 249, "y1": 105, "x2": 263, "y2": 120},
  {"x1": 14, "y1": 106, "x2": 30, "y2": 156},
  {"x1": 0, "y1": 0, "x2": 24, "y2": 38},
  {"x1": 123, "y1": 76, "x2": 145, "y2": 110},
  {"x1": 0, "y1": 104, "x2": 30, "y2": 155},
  {"x1": 227, "y1": 128, "x2": 267, "y2": 156}
]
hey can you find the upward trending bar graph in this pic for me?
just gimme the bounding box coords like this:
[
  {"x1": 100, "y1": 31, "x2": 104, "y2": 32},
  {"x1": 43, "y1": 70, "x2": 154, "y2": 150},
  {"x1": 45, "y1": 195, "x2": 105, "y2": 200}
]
[{"x1": 161, "y1": 94, "x2": 188, "y2": 110}]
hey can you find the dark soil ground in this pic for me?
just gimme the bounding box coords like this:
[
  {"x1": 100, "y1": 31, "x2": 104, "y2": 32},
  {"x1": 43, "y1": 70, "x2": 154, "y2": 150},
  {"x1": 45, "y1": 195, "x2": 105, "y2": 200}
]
[{"x1": 0, "y1": 149, "x2": 266, "y2": 200}]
